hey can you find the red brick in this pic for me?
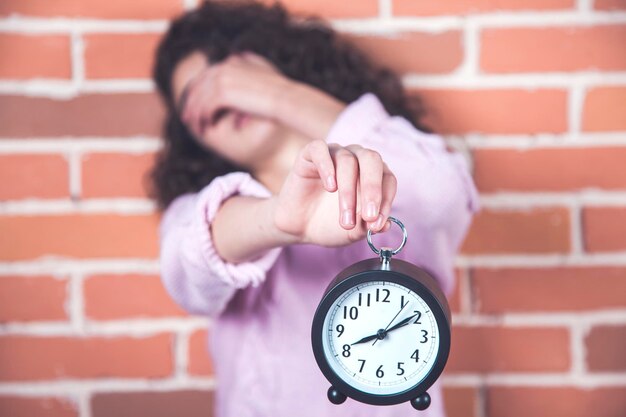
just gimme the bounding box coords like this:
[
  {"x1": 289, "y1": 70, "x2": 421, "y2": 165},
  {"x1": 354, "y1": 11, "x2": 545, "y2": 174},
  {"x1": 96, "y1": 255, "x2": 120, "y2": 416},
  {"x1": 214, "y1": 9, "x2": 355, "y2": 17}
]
[
  {"x1": 448, "y1": 286, "x2": 461, "y2": 314},
  {"x1": 473, "y1": 148, "x2": 626, "y2": 192},
  {"x1": 260, "y1": 0, "x2": 378, "y2": 19},
  {"x1": 481, "y1": 25, "x2": 626, "y2": 73},
  {"x1": 443, "y1": 387, "x2": 479, "y2": 417},
  {"x1": 487, "y1": 387, "x2": 626, "y2": 417},
  {"x1": 0, "y1": 34, "x2": 71, "y2": 79},
  {"x1": 81, "y1": 153, "x2": 155, "y2": 198},
  {"x1": 448, "y1": 269, "x2": 464, "y2": 314},
  {"x1": 583, "y1": 207, "x2": 626, "y2": 252},
  {"x1": 393, "y1": 0, "x2": 574, "y2": 16},
  {"x1": 0, "y1": 214, "x2": 159, "y2": 260},
  {"x1": 188, "y1": 329, "x2": 214, "y2": 376},
  {"x1": 472, "y1": 267, "x2": 626, "y2": 313},
  {"x1": 0, "y1": 396, "x2": 77, "y2": 417},
  {"x1": 0, "y1": 0, "x2": 183, "y2": 19},
  {"x1": 91, "y1": 391, "x2": 213, "y2": 417},
  {"x1": 585, "y1": 325, "x2": 626, "y2": 371},
  {"x1": 595, "y1": 0, "x2": 626, "y2": 10},
  {"x1": 84, "y1": 274, "x2": 186, "y2": 319},
  {"x1": 0, "y1": 154, "x2": 69, "y2": 199},
  {"x1": 0, "y1": 276, "x2": 68, "y2": 322},
  {"x1": 0, "y1": 334, "x2": 172, "y2": 381},
  {"x1": 0, "y1": 94, "x2": 164, "y2": 138},
  {"x1": 346, "y1": 31, "x2": 463, "y2": 75},
  {"x1": 447, "y1": 326, "x2": 570, "y2": 372},
  {"x1": 412, "y1": 89, "x2": 567, "y2": 134},
  {"x1": 461, "y1": 208, "x2": 571, "y2": 254},
  {"x1": 582, "y1": 86, "x2": 626, "y2": 132},
  {"x1": 84, "y1": 34, "x2": 161, "y2": 79}
]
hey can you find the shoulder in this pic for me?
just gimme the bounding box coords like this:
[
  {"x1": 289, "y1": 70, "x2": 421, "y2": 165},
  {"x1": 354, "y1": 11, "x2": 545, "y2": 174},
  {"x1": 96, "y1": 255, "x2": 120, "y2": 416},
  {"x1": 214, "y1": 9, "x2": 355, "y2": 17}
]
[
  {"x1": 325, "y1": 92, "x2": 390, "y2": 147},
  {"x1": 327, "y1": 92, "x2": 442, "y2": 150}
]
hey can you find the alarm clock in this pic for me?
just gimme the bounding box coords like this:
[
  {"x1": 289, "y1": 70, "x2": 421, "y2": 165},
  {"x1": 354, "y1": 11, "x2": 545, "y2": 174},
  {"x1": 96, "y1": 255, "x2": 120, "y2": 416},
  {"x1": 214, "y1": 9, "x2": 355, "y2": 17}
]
[{"x1": 311, "y1": 217, "x2": 451, "y2": 411}]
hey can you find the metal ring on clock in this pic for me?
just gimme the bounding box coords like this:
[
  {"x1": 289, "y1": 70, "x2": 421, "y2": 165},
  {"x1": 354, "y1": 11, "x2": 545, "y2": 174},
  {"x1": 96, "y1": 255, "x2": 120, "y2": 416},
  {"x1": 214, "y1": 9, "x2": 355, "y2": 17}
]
[{"x1": 366, "y1": 216, "x2": 407, "y2": 256}]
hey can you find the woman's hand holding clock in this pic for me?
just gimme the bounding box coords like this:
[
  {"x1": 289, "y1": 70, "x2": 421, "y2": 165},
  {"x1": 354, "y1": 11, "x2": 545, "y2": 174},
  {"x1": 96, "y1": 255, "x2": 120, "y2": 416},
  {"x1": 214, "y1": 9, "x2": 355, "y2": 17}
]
[{"x1": 273, "y1": 139, "x2": 397, "y2": 248}]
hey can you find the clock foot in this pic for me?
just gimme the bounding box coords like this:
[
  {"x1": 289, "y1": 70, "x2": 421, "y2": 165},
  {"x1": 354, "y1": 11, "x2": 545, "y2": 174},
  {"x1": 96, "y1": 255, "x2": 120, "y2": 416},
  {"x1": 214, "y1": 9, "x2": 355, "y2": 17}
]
[
  {"x1": 327, "y1": 386, "x2": 347, "y2": 405},
  {"x1": 410, "y1": 392, "x2": 431, "y2": 411}
]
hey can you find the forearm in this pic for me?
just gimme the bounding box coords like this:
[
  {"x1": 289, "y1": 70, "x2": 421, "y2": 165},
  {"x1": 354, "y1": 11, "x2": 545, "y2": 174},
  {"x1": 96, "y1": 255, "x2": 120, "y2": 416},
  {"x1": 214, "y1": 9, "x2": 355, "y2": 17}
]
[
  {"x1": 159, "y1": 193, "x2": 238, "y2": 317},
  {"x1": 211, "y1": 194, "x2": 301, "y2": 264},
  {"x1": 276, "y1": 82, "x2": 346, "y2": 141}
]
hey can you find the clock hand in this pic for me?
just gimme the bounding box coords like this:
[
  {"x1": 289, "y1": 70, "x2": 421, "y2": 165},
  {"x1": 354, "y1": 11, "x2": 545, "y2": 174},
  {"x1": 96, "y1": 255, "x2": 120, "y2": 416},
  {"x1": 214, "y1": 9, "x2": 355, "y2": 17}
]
[
  {"x1": 350, "y1": 333, "x2": 380, "y2": 346},
  {"x1": 372, "y1": 299, "x2": 410, "y2": 346},
  {"x1": 351, "y1": 313, "x2": 418, "y2": 346},
  {"x1": 385, "y1": 313, "x2": 418, "y2": 333}
]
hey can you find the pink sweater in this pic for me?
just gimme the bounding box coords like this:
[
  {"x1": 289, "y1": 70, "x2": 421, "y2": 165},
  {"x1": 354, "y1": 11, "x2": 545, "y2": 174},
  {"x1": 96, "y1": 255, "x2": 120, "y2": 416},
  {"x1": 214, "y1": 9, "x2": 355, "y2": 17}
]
[{"x1": 159, "y1": 93, "x2": 480, "y2": 417}]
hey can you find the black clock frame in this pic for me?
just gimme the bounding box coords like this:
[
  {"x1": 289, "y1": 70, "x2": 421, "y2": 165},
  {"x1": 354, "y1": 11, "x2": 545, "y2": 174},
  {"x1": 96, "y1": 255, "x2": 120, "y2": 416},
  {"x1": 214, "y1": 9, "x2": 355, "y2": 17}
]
[{"x1": 311, "y1": 257, "x2": 451, "y2": 406}]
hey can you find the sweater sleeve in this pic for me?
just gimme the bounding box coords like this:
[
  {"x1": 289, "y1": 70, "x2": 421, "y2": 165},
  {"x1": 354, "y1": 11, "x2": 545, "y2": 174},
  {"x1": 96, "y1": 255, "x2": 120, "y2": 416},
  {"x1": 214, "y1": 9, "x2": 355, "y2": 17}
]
[
  {"x1": 159, "y1": 171, "x2": 284, "y2": 317},
  {"x1": 326, "y1": 92, "x2": 480, "y2": 296}
]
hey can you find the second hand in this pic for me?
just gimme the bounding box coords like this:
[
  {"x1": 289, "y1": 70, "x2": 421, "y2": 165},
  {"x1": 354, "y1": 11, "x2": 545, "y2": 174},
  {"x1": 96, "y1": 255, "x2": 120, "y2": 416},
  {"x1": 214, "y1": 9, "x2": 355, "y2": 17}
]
[{"x1": 372, "y1": 299, "x2": 409, "y2": 346}]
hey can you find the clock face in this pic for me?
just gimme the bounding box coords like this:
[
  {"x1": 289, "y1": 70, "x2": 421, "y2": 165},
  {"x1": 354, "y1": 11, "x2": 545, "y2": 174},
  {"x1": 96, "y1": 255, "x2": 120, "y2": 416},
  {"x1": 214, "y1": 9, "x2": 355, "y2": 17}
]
[{"x1": 321, "y1": 280, "x2": 440, "y2": 396}]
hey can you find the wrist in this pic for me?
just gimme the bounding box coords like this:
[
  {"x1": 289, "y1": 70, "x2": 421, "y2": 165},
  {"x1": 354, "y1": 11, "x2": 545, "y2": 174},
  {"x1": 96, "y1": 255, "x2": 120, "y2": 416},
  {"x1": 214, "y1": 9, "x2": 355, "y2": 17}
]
[{"x1": 263, "y1": 195, "x2": 303, "y2": 246}]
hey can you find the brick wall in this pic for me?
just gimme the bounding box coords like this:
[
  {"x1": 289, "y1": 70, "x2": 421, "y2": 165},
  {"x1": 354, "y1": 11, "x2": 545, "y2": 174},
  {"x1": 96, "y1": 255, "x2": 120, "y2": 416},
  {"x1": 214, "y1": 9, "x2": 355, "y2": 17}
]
[{"x1": 1, "y1": 0, "x2": 625, "y2": 416}]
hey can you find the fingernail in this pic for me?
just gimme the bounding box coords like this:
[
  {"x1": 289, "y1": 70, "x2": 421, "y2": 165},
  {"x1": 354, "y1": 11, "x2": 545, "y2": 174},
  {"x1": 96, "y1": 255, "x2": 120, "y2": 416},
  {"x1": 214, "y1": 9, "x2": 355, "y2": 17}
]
[
  {"x1": 366, "y1": 202, "x2": 377, "y2": 219},
  {"x1": 342, "y1": 209, "x2": 354, "y2": 226},
  {"x1": 326, "y1": 175, "x2": 335, "y2": 189}
]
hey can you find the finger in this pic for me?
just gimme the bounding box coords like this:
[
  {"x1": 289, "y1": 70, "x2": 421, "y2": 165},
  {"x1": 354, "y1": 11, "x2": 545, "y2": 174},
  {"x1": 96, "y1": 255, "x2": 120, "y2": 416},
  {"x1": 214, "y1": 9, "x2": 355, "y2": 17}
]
[
  {"x1": 332, "y1": 147, "x2": 359, "y2": 229},
  {"x1": 371, "y1": 163, "x2": 397, "y2": 232},
  {"x1": 178, "y1": 68, "x2": 207, "y2": 116},
  {"x1": 196, "y1": 70, "x2": 224, "y2": 128},
  {"x1": 185, "y1": 69, "x2": 227, "y2": 137},
  {"x1": 182, "y1": 70, "x2": 213, "y2": 137},
  {"x1": 199, "y1": 65, "x2": 245, "y2": 128},
  {"x1": 348, "y1": 145, "x2": 384, "y2": 224},
  {"x1": 298, "y1": 140, "x2": 336, "y2": 191}
]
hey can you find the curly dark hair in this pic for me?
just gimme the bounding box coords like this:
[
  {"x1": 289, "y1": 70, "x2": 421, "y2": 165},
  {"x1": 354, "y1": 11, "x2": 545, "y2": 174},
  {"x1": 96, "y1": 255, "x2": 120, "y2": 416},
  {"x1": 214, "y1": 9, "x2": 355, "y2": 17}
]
[{"x1": 150, "y1": 0, "x2": 433, "y2": 210}]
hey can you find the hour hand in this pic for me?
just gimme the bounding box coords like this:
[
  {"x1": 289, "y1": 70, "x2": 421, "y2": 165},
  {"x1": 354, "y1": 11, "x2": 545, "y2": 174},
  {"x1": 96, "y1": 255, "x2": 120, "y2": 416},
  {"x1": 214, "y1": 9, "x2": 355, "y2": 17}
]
[{"x1": 351, "y1": 333, "x2": 379, "y2": 346}]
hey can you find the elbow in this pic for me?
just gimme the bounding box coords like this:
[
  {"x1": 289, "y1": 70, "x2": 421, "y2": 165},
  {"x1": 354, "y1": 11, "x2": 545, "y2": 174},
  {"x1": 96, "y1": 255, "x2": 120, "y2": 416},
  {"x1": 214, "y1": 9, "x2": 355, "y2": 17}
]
[
  {"x1": 159, "y1": 236, "x2": 233, "y2": 318},
  {"x1": 159, "y1": 259, "x2": 233, "y2": 318}
]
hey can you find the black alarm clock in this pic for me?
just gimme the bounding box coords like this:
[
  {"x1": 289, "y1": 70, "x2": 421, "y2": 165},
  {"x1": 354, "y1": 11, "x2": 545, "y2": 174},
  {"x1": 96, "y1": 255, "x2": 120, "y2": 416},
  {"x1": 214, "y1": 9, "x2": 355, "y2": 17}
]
[{"x1": 311, "y1": 217, "x2": 451, "y2": 411}]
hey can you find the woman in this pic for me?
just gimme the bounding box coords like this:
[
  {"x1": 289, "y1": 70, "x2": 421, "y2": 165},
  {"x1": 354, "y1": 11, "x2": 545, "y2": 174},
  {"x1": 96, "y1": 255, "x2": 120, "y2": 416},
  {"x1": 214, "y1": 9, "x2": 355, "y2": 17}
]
[{"x1": 151, "y1": 1, "x2": 479, "y2": 416}]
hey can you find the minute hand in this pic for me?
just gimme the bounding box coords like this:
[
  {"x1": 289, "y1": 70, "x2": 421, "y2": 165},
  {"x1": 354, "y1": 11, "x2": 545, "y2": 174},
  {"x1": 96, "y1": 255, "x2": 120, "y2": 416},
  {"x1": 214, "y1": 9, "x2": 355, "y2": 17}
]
[
  {"x1": 385, "y1": 313, "x2": 418, "y2": 334},
  {"x1": 351, "y1": 313, "x2": 418, "y2": 346},
  {"x1": 372, "y1": 300, "x2": 410, "y2": 346}
]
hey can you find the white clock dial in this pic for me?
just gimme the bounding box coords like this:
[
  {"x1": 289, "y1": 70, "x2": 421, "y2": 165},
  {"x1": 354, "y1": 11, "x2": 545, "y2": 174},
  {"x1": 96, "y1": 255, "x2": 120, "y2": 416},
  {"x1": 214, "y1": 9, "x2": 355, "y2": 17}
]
[{"x1": 321, "y1": 281, "x2": 440, "y2": 395}]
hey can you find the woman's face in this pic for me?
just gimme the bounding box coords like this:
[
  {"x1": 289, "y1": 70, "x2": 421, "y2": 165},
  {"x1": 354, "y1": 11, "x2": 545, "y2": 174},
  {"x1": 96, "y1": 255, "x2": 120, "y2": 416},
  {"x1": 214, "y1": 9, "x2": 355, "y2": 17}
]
[{"x1": 170, "y1": 51, "x2": 287, "y2": 169}]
